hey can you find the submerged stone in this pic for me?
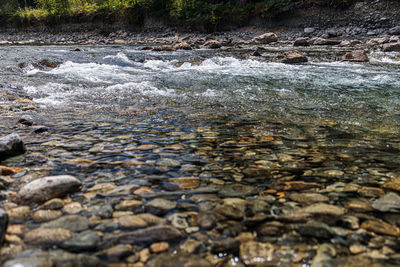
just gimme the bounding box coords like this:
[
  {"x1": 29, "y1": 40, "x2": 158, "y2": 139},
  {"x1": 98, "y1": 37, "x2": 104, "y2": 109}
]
[
  {"x1": 0, "y1": 134, "x2": 25, "y2": 161},
  {"x1": 18, "y1": 175, "x2": 82, "y2": 204},
  {"x1": 372, "y1": 193, "x2": 400, "y2": 212},
  {"x1": 117, "y1": 225, "x2": 185, "y2": 244},
  {"x1": 24, "y1": 228, "x2": 73, "y2": 246}
]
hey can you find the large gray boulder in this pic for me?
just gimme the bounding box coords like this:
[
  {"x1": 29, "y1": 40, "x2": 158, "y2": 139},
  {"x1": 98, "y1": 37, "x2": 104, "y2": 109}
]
[
  {"x1": 18, "y1": 175, "x2": 82, "y2": 204},
  {"x1": 0, "y1": 134, "x2": 26, "y2": 161}
]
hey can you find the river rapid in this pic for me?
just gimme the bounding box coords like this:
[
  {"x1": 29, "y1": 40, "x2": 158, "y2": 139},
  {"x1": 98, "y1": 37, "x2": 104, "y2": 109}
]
[{"x1": 1, "y1": 44, "x2": 400, "y2": 266}]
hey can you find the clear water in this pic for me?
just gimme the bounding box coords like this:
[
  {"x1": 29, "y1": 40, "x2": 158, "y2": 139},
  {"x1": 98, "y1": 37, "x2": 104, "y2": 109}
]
[{"x1": 1, "y1": 45, "x2": 400, "y2": 265}]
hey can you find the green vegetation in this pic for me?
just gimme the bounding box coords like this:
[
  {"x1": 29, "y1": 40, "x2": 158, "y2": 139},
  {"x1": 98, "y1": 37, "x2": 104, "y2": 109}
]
[{"x1": 0, "y1": 0, "x2": 356, "y2": 31}]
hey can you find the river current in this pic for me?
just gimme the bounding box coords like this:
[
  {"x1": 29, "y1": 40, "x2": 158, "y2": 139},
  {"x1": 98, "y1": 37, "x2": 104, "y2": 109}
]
[{"x1": 1, "y1": 45, "x2": 400, "y2": 266}]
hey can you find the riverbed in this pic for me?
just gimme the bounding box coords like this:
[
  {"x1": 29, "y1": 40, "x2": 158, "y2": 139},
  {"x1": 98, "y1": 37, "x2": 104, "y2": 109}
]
[{"x1": 1, "y1": 44, "x2": 400, "y2": 266}]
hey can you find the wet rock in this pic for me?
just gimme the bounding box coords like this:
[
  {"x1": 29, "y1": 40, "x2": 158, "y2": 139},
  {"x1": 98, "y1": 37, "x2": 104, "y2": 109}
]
[
  {"x1": 174, "y1": 42, "x2": 192, "y2": 50},
  {"x1": 151, "y1": 241, "x2": 170, "y2": 253},
  {"x1": 357, "y1": 187, "x2": 385, "y2": 198},
  {"x1": 137, "y1": 213, "x2": 166, "y2": 225},
  {"x1": 297, "y1": 203, "x2": 345, "y2": 219},
  {"x1": 312, "y1": 243, "x2": 336, "y2": 267},
  {"x1": 293, "y1": 37, "x2": 310, "y2": 46},
  {"x1": 242, "y1": 167, "x2": 270, "y2": 178},
  {"x1": 63, "y1": 202, "x2": 83, "y2": 214},
  {"x1": 0, "y1": 134, "x2": 25, "y2": 160},
  {"x1": 41, "y1": 198, "x2": 64, "y2": 210},
  {"x1": 89, "y1": 204, "x2": 113, "y2": 218},
  {"x1": 372, "y1": 193, "x2": 400, "y2": 212},
  {"x1": 344, "y1": 198, "x2": 373, "y2": 212},
  {"x1": 350, "y1": 244, "x2": 367, "y2": 254},
  {"x1": 138, "y1": 247, "x2": 151, "y2": 263},
  {"x1": 24, "y1": 228, "x2": 73, "y2": 246},
  {"x1": 257, "y1": 221, "x2": 285, "y2": 236},
  {"x1": 295, "y1": 222, "x2": 334, "y2": 239},
  {"x1": 7, "y1": 206, "x2": 31, "y2": 223},
  {"x1": 115, "y1": 199, "x2": 142, "y2": 211},
  {"x1": 313, "y1": 38, "x2": 341, "y2": 45},
  {"x1": 96, "y1": 244, "x2": 133, "y2": 260},
  {"x1": 388, "y1": 26, "x2": 400, "y2": 35},
  {"x1": 218, "y1": 183, "x2": 257, "y2": 197},
  {"x1": 0, "y1": 208, "x2": 8, "y2": 247},
  {"x1": 152, "y1": 45, "x2": 175, "y2": 51},
  {"x1": 304, "y1": 27, "x2": 316, "y2": 34},
  {"x1": 196, "y1": 212, "x2": 217, "y2": 229},
  {"x1": 94, "y1": 221, "x2": 119, "y2": 232},
  {"x1": 214, "y1": 198, "x2": 246, "y2": 220},
  {"x1": 118, "y1": 215, "x2": 148, "y2": 228},
  {"x1": 181, "y1": 239, "x2": 203, "y2": 254},
  {"x1": 4, "y1": 249, "x2": 104, "y2": 267},
  {"x1": 117, "y1": 225, "x2": 185, "y2": 244},
  {"x1": 18, "y1": 175, "x2": 82, "y2": 204},
  {"x1": 203, "y1": 40, "x2": 222, "y2": 49},
  {"x1": 156, "y1": 158, "x2": 180, "y2": 168},
  {"x1": 32, "y1": 209, "x2": 62, "y2": 223},
  {"x1": 168, "y1": 177, "x2": 200, "y2": 189},
  {"x1": 252, "y1": 33, "x2": 278, "y2": 44},
  {"x1": 343, "y1": 50, "x2": 369, "y2": 62},
  {"x1": 239, "y1": 241, "x2": 275, "y2": 265},
  {"x1": 147, "y1": 253, "x2": 211, "y2": 267},
  {"x1": 42, "y1": 215, "x2": 89, "y2": 232},
  {"x1": 211, "y1": 237, "x2": 240, "y2": 254},
  {"x1": 62, "y1": 230, "x2": 100, "y2": 252},
  {"x1": 361, "y1": 220, "x2": 400, "y2": 237},
  {"x1": 338, "y1": 215, "x2": 360, "y2": 230},
  {"x1": 382, "y1": 42, "x2": 400, "y2": 52},
  {"x1": 289, "y1": 193, "x2": 329, "y2": 205},
  {"x1": 382, "y1": 178, "x2": 400, "y2": 192},
  {"x1": 281, "y1": 51, "x2": 308, "y2": 64},
  {"x1": 168, "y1": 213, "x2": 189, "y2": 229},
  {"x1": 0, "y1": 166, "x2": 22, "y2": 176},
  {"x1": 146, "y1": 198, "x2": 177, "y2": 214},
  {"x1": 279, "y1": 181, "x2": 319, "y2": 191}
]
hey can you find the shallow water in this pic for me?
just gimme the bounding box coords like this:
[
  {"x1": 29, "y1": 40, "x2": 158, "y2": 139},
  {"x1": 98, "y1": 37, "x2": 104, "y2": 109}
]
[{"x1": 1, "y1": 45, "x2": 400, "y2": 266}]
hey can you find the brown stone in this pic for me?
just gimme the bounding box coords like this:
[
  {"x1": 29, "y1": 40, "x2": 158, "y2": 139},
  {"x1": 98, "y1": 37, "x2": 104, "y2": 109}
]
[
  {"x1": 150, "y1": 242, "x2": 170, "y2": 253},
  {"x1": 41, "y1": 198, "x2": 64, "y2": 210},
  {"x1": 152, "y1": 45, "x2": 175, "y2": 52},
  {"x1": 383, "y1": 42, "x2": 400, "y2": 52},
  {"x1": 168, "y1": 177, "x2": 200, "y2": 189},
  {"x1": 279, "y1": 181, "x2": 319, "y2": 191},
  {"x1": 343, "y1": 50, "x2": 369, "y2": 62},
  {"x1": 118, "y1": 215, "x2": 148, "y2": 228},
  {"x1": 32, "y1": 210, "x2": 63, "y2": 223},
  {"x1": 361, "y1": 220, "x2": 400, "y2": 237},
  {"x1": 174, "y1": 42, "x2": 192, "y2": 50},
  {"x1": 203, "y1": 40, "x2": 222, "y2": 49},
  {"x1": 8, "y1": 206, "x2": 31, "y2": 222},
  {"x1": 289, "y1": 193, "x2": 329, "y2": 204},
  {"x1": 382, "y1": 178, "x2": 400, "y2": 192},
  {"x1": 115, "y1": 200, "x2": 142, "y2": 211},
  {"x1": 281, "y1": 51, "x2": 308, "y2": 64},
  {"x1": 24, "y1": 228, "x2": 73, "y2": 246},
  {"x1": 0, "y1": 166, "x2": 23, "y2": 176}
]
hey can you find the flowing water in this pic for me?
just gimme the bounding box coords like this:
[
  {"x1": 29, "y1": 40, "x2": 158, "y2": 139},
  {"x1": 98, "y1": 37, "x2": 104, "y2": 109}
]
[{"x1": 1, "y1": 45, "x2": 400, "y2": 266}]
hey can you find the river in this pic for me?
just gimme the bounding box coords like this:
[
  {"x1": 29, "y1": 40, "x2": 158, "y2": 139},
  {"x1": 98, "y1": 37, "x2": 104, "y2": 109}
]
[{"x1": 1, "y1": 45, "x2": 400, "y2": 266}]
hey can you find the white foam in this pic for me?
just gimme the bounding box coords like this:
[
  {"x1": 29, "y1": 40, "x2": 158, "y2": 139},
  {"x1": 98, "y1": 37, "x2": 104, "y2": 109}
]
[{"x1": 104, "y1": 52, "x2": 134, "y2": 64}]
